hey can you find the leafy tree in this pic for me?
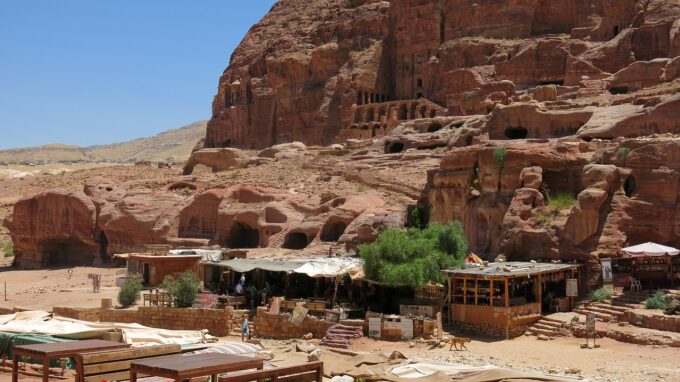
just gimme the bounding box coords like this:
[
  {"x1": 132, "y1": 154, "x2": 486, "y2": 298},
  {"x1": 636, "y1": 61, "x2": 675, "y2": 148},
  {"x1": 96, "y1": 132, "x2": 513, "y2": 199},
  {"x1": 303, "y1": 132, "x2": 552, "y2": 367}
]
[
  {"x1": 410, "y1": 208, "x2": 421, "y2": 228},
  {"x1": 162, "y1": 271, "x2": 201, "y2": 308},
  {"x1": 360, "y1": 221, "x2": 467, "y2": 288},
  {"x1": 118, "y1": 274, "x2": 144, "y2": 307}
]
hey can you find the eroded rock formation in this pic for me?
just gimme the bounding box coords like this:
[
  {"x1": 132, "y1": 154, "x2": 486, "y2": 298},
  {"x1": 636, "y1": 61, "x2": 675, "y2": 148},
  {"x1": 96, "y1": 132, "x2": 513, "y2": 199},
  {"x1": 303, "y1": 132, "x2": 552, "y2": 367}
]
[{"x1": 4, "y1": 180, "x2": 404, "y2": 268}]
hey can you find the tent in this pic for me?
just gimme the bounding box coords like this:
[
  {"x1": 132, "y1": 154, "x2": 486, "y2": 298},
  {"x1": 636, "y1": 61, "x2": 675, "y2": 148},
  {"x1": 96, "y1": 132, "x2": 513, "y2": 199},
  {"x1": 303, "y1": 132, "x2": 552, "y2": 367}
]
[
  {"x1": 208, "y1": 257, "x2": 364, "y2": 279},
  {"x1": 621, "y1": 242, "x2": 680, "y2": 257}
]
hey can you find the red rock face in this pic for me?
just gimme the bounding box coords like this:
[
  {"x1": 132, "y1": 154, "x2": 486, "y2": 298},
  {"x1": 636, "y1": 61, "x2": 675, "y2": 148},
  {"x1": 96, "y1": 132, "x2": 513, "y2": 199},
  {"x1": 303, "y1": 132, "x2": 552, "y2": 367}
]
[
  {"x1": 205, "y1": 0, "x2": 679, "y2": 149},
  {"x1": 4, "y1": 181, "x2": 403, "y2": 268}
]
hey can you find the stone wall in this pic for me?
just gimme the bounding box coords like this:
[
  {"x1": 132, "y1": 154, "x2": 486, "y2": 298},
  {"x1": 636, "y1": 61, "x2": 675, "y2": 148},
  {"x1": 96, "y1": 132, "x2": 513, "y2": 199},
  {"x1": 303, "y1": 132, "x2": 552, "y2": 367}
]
[
  {"x1": 623, "y1": 310, "x2": 680, "y2": 333},
  {"x1": 254, "y1": 307, "x2": 334, "y2": 339},
  {"x1": 53, "y1": 306, "x2": 102, "y2": 322},
  {"x1": 100, "y1": 306, "x2": 247, "y2": 336},
  {"x1": 453, "y1": 320, "x2": 529, "y2": 339}
]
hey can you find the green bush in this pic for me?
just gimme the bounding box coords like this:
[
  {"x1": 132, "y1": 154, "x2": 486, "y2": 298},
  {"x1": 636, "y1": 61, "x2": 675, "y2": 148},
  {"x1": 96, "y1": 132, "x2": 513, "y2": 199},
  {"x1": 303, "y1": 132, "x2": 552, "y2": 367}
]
[
  {"x1": 546, "y1": 192, "x2": 576, "y2": 210},
  {"x1": 616, "y1": 147, "x2": 631, "y2": 159},
  {"x1": 162, "y1": 271, "x2": 201, "y2": 308},
  {"x1": 493, "y1": 146, "x2": 506, "y2": 167},
  {"x1": 118, "y1": 274, "x2": 144, "y2": 308},
  {"x1": 2, "y1": 241, "x2": 13, "y2": 257},
  {"x1": 591, "y1": 287, "x2": 613, "y2": 302},
  {"x1": 360, "y1": 221, "x2": 467, "y2": 288},
  {"x1": 645, "y1": 290, "x2": 670, "y2": 310}
]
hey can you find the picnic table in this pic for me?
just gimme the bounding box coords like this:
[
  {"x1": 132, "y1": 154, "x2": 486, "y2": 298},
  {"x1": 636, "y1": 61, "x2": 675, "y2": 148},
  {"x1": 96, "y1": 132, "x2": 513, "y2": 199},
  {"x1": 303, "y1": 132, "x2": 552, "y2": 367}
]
[
  {"x1": 130, "y1": 353, "x2": 263, "y2": 382},
  {"x1": 12, "y1": 339, "x2": 130, "y2": 382},
  {"x1": 143, "y1": 292, "x2": 173, "y2": 307}
]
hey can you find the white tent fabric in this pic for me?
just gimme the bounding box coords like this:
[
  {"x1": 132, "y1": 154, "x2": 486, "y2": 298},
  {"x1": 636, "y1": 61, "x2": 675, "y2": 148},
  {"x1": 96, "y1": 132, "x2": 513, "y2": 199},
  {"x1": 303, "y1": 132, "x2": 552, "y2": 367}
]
[
  {"x1": 212, "y1": 257, "x2": 364, "y2": 278},
  {"x1": 0, "y1": 311, "x2": 206, "y2": 346},
  {"x1": 621, "y1": 242, "x2": 680, "y2": 257},
  {"x1": 170, "y1": 249, "x2": 223, "y2": 262}
]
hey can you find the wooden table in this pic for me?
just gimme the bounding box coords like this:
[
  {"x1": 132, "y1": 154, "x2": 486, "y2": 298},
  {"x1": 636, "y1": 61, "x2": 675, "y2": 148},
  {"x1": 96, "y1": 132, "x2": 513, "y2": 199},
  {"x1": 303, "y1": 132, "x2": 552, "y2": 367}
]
[
  {"x1": 130, "y1": 353, "x2": 263, "y2": 382},
  {"x1": 12, "y1": 339, "x2": 129, "y2": 382}
]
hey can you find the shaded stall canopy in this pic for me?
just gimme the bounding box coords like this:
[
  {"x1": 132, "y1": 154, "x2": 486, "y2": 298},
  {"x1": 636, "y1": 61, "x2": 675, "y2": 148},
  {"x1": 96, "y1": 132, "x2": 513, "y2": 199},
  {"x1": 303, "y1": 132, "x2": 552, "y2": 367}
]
[
  {"x1": 441, "y1": 261, "x2": 578, "y2": 278},
  {"x1": 169, "y1": 249, "x2": 224, "y2": 262},
  {"x1": 207, "y1": 257, "x2": 364, "y2": 279},
  {"x1": 620, "y1": 242, "x2": 680, "y2": 258}
]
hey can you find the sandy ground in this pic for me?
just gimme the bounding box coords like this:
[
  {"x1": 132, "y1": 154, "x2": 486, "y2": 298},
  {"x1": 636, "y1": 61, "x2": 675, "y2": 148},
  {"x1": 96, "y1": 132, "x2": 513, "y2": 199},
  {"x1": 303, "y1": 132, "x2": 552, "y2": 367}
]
[{"x1": 0, "y1": 259, "x2": 123, "y2": 311}]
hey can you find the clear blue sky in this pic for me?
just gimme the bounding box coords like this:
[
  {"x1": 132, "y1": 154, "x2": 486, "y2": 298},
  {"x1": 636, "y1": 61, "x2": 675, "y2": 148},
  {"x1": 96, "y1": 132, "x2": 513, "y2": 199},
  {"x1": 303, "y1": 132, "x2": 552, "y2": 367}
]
[{"x1": 0, "y1": 1, "x2": 277, "y2": 149}]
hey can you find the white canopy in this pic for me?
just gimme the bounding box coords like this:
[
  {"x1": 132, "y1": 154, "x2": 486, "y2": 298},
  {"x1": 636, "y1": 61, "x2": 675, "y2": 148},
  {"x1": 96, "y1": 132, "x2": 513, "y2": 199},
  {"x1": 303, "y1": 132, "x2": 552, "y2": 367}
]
[
  {"x1": 621, "y1": 242, "x2": 680, "y2": 258},
  {"x1": 209, "y1": 257, "x2": 364, "y2": 279}
]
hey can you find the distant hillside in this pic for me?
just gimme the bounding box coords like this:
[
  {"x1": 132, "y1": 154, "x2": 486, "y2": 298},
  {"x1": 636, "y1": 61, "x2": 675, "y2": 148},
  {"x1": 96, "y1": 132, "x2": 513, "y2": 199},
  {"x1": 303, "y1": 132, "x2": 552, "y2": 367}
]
[{"x1": 0, "y1": 121, "x2": 207, "y2": 164}]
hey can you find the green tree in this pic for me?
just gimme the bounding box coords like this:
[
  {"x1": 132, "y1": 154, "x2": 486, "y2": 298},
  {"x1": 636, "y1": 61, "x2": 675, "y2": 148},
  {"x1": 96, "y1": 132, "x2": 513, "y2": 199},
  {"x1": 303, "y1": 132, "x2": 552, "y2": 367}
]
[
  {"x1": 117, "y1": 274, "x2": 144, "y2": 308},
  {"x1": 359, "y1": 221, "x2": 467, "y2": 288},
  {"x1": 162, "y1": 271, "x2": 201, "y2": 308}
]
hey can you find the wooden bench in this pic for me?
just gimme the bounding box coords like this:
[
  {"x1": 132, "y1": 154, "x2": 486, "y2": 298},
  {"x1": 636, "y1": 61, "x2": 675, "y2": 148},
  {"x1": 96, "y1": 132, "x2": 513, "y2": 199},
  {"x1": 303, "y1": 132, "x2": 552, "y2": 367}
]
[
  {"x1": 218, "y1": 361, "x2": 323, "y2": 382},
  {"x1": 75, "y1": 344, "x2": 181, "y2": 382}
]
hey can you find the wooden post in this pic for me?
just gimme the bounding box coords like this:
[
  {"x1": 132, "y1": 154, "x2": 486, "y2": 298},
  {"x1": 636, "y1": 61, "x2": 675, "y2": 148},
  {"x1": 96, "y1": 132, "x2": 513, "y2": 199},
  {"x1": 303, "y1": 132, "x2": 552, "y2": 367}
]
[
  {"x1": 489, "y1": 279, "x2": 494, "y2": 306},
  {"x1": 505, "y1": 278, "x2": 510, "y2": 308},
  {"x1": 537, "y1": 273, "x2": 543, "y2": 315},
  {"x1": 474, "y1": 279, "x2": 478, "y2": 305},
  {"x1": 448, "y1": 276, "x2": 453, "y2": 324},
  {"x1": 463, "y1": 278, "x2": 467, "y2": 305}
]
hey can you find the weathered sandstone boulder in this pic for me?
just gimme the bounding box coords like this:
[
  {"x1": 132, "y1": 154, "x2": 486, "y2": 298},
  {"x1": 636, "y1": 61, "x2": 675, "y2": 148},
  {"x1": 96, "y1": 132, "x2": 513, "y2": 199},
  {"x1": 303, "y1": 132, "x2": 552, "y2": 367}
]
[{"x1": 183, "y1": 148, "x2": 249, "y2": 175}]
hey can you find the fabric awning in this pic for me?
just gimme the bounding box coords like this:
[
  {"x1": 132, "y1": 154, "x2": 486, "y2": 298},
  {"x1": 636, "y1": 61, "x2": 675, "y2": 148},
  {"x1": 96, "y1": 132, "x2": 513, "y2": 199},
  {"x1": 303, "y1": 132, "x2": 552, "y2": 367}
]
[
  {"x1": 621, "y1": 242, "x2": 680, "y2": 258},
  {"x1": 208, "y1": 257, "x2": 364, "y2": 279}
]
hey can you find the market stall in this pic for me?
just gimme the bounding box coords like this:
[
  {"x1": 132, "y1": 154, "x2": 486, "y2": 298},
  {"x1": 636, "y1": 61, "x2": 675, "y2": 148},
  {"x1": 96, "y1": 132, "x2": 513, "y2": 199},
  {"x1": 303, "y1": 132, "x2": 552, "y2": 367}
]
[
  {"x1": 442, "y1": 262, "x2": 579, "y2": 338},
  {"x1": 613, "y1": 242, "x2": 680, "y2": 289}
]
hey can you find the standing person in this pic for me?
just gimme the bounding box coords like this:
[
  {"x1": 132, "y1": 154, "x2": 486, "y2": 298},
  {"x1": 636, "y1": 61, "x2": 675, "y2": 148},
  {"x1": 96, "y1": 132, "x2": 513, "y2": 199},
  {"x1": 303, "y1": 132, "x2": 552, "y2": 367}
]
[
  {"x1": 240, "y1": 314, "x2": 250, "y2": 341},
  {"x1": 235, "y1": 279, "x2": 244, "y2": 295}
]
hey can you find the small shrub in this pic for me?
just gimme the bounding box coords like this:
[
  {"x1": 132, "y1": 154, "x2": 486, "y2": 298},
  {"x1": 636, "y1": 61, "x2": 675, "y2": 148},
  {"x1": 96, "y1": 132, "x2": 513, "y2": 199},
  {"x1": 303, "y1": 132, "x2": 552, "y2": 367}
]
[
  {"x1": 162, "y1": 271, "x2": 201, "y2": 308},
  {"x1": 645, "y1": 290, "x2": 670, "y2": 310},
  {"x1": 356, "y1": 183, "x2": 367, "y2": 192},
  {"x1": 547, "y1": 192, "x2": 576, "y2": 211},
  {"x1": 2, "y1": 241, "x2": 13, "y2": 257},
  {"x1": 410, "y1": 208, "x2": 421, "y2": 228},
  {"x1": 118, "y1": 274, "x2": 144, "y2": 308},
  {"x1": 493, "y1": 146, "x2": 506, "y2": 167},
  {"x1": 591, "y1": 287, "x2": 613, "y2": 302},
  {"x1": 616, "y1": 147, "x2": 631, "y2": 159}
]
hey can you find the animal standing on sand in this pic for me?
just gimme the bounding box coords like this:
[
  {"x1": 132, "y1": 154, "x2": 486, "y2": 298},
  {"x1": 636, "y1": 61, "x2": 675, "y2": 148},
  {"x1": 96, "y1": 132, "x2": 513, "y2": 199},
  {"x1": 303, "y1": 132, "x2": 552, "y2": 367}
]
[{"x1": 449, "y1": 336, "x2": 471, "y2": 351}]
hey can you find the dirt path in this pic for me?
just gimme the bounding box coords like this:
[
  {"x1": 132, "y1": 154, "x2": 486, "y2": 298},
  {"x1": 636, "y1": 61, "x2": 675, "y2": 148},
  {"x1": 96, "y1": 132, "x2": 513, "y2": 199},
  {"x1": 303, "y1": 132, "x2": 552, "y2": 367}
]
[{"x1": 0, "y1": 261, "x2": 123, "y2": 311}]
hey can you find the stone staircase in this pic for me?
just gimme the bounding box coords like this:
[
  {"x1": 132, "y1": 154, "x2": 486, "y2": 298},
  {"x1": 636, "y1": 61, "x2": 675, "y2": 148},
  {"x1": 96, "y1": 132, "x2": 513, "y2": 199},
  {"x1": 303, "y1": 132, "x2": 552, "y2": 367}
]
[
  {"x1": 320, "y1": 324, "x2": 363, "y2": 349},
  {"x1": 526, "y1": 316, "x2": 569, "y2": 338},
  {"x1": 574, "y1": 290, "x2": 655, "y2": 322}
]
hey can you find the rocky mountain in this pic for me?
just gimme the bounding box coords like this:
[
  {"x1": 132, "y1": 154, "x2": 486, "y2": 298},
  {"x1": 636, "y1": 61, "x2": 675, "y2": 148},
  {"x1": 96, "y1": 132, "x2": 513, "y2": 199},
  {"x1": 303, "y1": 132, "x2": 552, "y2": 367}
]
[
  {"x1": 0, "y1": 121, "x2": 207, "y2": 164},
  {"x1": 5, "y1": 0, "x2": 680, "y2": 292}
]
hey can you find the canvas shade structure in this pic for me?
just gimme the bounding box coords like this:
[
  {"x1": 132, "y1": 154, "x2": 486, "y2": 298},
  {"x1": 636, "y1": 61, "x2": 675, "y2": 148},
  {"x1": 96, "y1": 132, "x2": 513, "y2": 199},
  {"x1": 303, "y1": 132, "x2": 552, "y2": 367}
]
[
  {"x1": 207, "y1": 257, "x2": 364, "y2": 279},
  {"x1": 621, "y1": 242, "x2": 680, "y2": 257}
]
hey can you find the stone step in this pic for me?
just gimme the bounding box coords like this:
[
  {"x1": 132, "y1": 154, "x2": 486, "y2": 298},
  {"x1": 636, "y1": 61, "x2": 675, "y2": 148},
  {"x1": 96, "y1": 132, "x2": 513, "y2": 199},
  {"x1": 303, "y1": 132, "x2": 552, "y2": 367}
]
[
  {"x1": 532, "y1": 322, "x2": 560, "y2": 332},
  {"x1": 540, "y1": 316, "x2": 567, "y2": 324},
  {"x1": 321, "y1": 339, "x2": 352, "y2": 347},
  {"x1": 536, "y1": 319, "x2": 564, "y2": 329},
  {"x1": 574, "y1": 309, "x2": 613, "y2": 322},
  {"x1": 591, "y1": 302, "x2": 629, "y2": 313},
  {"x1": 328, "y1": 329, "x2": 362, "y2": 337},
  {"x1": 527, "y1": 327, "x2": 562, "y2": 337},
  {"x1": 582, "y1": 305, "x2": 625, "y2": 318},
  {"x1": 325, "y1": 333, "x2": 356, "y2": 340}
]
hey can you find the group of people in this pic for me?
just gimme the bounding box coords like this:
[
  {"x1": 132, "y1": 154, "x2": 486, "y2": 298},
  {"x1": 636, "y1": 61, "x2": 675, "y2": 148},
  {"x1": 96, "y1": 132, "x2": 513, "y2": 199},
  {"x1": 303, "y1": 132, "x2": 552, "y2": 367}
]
[{"x1": 234, "y1": 274, "x2": 270, "y2": 309}]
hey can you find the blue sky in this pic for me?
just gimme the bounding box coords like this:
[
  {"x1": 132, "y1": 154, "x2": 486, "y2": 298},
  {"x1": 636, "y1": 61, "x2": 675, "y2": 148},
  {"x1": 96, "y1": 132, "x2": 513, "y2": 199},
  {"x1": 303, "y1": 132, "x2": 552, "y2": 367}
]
[{"x1": 0, "y1": 1, "x2": 277, "y2": 149}]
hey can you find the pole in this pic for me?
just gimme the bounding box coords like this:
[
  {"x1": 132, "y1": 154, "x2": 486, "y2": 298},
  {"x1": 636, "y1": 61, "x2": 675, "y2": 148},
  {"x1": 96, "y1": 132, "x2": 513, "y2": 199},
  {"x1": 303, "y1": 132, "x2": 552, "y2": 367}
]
[{"x1": 4, "y1": 282, "x2": 6, "y2": 301}]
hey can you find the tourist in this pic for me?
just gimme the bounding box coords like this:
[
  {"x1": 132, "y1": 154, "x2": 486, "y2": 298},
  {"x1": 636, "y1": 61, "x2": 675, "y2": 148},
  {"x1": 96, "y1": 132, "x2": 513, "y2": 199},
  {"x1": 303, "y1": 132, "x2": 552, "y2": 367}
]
[
  {"x1": 235, "y1": 280, "x2": 244, "y2": 295},
  {"x1": 240, "y1": 314, "x2": 250, "y2": 341}
]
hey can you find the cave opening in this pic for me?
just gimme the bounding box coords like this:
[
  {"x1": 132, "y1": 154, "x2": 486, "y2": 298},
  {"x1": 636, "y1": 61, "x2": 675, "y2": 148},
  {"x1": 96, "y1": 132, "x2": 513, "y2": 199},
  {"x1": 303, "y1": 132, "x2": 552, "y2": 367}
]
[
  {"x1": 398, "y1": 104, "x2": 407, "y2": 120},
  {"x1": 504, "y1": 126, "x2": 529, "y2": 140},
  {"x1": 43, "y1": 238, "x2": 93, "y2": 267},
  {"x1": 99, "y1": 232, "x2": 109, "y2": 263},
  {"x1": 624, "y1": 176, "x2": 636, "y2": 197},
  {"x1": 613, "y1": 25, "x2": 620, "y2": 37},
  {"x1": 610, "y1": 86, "x2": 629, "y2": 95},
  {"x1": 227, "y1": 222, "x2": 260, "y2": 248},
  {"x1": 385, "y1": 142, "x2": 405, "y2": 154},
  {"x1": 320, "y1": 221, "x2": 348, "y2": 242},
  {"x1": 427, "y1": 122, "x2": 443, "y2": 133},
  {"x1": 282, "y1": 232, "x2": 309, "y2": 250}
]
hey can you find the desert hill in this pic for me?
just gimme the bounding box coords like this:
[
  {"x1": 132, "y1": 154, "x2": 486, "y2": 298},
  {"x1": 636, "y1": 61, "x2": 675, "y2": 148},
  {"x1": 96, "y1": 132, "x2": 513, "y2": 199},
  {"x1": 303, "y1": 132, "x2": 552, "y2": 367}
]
[{"x1": 0, "y1": 120, "x2": 206, "y2": 164}]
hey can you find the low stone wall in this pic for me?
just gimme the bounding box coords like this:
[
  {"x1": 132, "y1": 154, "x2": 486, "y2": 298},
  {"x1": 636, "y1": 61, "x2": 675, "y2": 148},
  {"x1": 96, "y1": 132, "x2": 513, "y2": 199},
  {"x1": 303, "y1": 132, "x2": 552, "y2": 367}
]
[
  {"x1": 254, "y1": 307, "x2": 334, "y2": 339},
  {"x1": 453, "y1": 320, "x2": 529, "y2": 338},
  {"x1": 53, "y1": 307, "x2": 102, "y2": 322},
  {"x1": 101, "y1": 306, "x2": 246, "y2": 336},
  {"x1": 623, "y1": 310, "x2": 680, "y2": 333}
]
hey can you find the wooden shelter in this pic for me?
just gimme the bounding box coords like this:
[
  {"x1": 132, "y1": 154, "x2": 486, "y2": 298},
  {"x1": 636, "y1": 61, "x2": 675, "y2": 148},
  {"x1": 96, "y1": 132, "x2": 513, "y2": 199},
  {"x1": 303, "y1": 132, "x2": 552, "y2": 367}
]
[
  {"x1": 442, "y1": 262, "x2": 579, "y2": 338},
  {"x1": 121, "y1": 253, "x2": 203, "y2": 286},
  {"x1": 613, "y1": 242, "x2": 680, "y2": 289}
]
